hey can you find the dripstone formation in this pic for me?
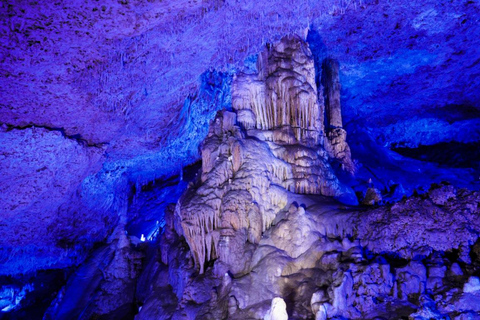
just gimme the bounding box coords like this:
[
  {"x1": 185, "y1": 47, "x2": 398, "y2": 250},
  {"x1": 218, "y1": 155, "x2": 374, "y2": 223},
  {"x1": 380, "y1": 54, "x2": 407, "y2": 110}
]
[
  {"x1": 177, "y1": 35, "x2": 356, "y2": 274},
  {"x1": 3, "y1": 0, "x2": 480, "y2": 317},
  {"x1": 138, "y1": 182, "x2": 480, "y2": 319},
  {"x1": 321, "y1": 58, "x2": 356, "y2": 175}
]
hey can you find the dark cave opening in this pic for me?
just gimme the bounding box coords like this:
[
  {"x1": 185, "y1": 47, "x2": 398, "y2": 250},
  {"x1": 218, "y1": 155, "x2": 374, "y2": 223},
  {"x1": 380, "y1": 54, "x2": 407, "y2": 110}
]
[
  {"x1": 125, "y1": 161, "x2": 202, "y2": 241},
  {"x1": 392, "y1": 142, "x2": 480, "y2": 170},
  {"x1": 0, "y1": 269, "x2": 72, "y2": 320}
]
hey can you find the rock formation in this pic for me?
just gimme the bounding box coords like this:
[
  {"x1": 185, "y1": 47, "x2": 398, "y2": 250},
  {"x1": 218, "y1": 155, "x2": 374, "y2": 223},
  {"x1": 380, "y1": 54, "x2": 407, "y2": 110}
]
[
  {"x1": 2, "y1": 0, "x2": 480, "y2": 318},
  {"x1": 264, "y1": 297, "x2": 288, "y2": 320},
  {"x1": 232, "y1": 36, "x2": 355, "y2": 175},
  {"x1": 321, "y1": 58, "x2": 356, "y2": 174},
  {"x1": 176, "y1": 35, "x2": 357, "y2": 274},
  {"x1": 232, "y1": 36, "x2": 324, "y2": 146},
  {"x1": 134, "y1": 181, "x2": 480, "y2": 320},
  {"x1": 0, "y1": 126, "x2": 110, "y2": 275},
  {"x1": 133, "y1": 37, "x2": 480, "y2": 320}
]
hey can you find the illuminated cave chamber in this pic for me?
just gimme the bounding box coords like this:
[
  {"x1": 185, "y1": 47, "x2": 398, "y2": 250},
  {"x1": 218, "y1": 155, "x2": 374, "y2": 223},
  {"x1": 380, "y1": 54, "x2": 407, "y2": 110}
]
[
  {"x1": 177, "y1": 35, "x2": 356, "y2": 274},
  {"x1": 4, "y1": 25, "x2": 480, "y2": 320}
]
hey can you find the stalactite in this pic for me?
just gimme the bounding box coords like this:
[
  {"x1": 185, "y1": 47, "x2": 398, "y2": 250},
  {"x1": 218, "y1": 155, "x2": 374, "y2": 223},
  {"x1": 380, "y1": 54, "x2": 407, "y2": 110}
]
[
  {"x1": 233, "y1": 35, "x2": 322, "y2": 146},
  {"x1": 176, "y1": 36, "x2": 357, "y2": 274}
]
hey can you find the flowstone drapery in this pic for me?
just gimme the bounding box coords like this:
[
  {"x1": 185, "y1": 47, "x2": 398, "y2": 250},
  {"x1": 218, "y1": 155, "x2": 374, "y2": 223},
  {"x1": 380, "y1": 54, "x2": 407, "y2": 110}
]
[{"x1": 176, "y1": 36, "x2": 357, "y2": 274}]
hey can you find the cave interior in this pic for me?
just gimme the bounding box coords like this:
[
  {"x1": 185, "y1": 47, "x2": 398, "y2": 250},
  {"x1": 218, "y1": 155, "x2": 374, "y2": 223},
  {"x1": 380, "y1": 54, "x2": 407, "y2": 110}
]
[{"x1": 1, "y1": 0, "x2": 480, "y2": 319}]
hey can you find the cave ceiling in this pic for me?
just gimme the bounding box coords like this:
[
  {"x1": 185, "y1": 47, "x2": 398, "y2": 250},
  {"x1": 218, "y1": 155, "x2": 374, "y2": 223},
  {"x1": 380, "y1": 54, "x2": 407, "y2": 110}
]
[{"x1": 2, "y1": 0, "x2": 479, "y2": 163}]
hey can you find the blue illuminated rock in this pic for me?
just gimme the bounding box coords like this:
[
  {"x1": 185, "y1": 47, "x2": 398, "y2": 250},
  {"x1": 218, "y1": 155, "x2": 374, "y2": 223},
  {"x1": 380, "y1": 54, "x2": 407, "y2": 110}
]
[{"x1": 1, "y1": 0, "x2": 480, "y2": 318}]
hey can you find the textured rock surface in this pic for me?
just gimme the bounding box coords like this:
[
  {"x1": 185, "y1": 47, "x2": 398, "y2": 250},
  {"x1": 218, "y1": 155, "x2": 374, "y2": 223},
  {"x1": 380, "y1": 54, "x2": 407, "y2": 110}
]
[
  {"x1": 177, "y1": 36, "x2": 356, "y2": 274},
  {"x1": 43, "y1": 227, "x2": 144, "y2": 320},
  {"x1": 264, "y1": 297, "x2": 288, "y2": 320},
  {"x1": 121, "y1": 36, "x2": 480, "y2": 320},
  {"x1": 232, "y1": 36, "x2": 355, "y2": 174},
  {"x1": 321, "y1": 58, "x2": 355, "y2": 174},
  {"x1": 133, "y1": 182, "x2": 480, "y2": 319},
  {"x1": 1, "y1": 0, "x2": 480, "y2": 318},
  {"x1": 0, "y1": 126, "x2": 111, "y2": 274},
  {"x1": 2, "y1": 0, "x2": 478, "y2": 153},
  {"x1": 233, "y1": 36, "x2": 324, "y2": 145},
  {"x1": 1, "y1": 0, "x2": 480, "y2": 278}
]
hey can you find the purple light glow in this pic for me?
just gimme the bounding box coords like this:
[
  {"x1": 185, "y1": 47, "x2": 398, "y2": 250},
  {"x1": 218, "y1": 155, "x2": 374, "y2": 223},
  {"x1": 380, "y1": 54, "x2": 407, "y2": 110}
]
[{"x1": 1, "y1": 0, "x2": 480, "y2": 318}]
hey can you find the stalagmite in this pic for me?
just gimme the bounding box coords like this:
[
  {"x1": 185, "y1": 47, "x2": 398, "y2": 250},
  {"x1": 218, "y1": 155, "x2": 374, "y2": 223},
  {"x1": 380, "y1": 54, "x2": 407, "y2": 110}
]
[
  {"x1": 233, "y1": 35, "x2": 323, "y2": 146},
  {"x1": 264, "y1": 297, "x2": 288, "y2": 320},
  {"x1": 176, "y1": 36, "x2": 357, "y2": 275},
  {"x1": 322, "y1": 59, "x2": 343, "y2": 130},
  {"x1": 321, "y1": 58, "x2": 356, "y2": 174}
]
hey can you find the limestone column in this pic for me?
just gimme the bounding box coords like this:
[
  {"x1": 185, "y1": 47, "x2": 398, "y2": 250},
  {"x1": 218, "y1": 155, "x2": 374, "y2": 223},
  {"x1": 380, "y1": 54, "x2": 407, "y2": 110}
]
[
  {"x1": 321, "y1": 58, "x2": 356, "y2": 175},
  {"x1": 321, "y1": 58, "x2": 343, "y2": 130}
]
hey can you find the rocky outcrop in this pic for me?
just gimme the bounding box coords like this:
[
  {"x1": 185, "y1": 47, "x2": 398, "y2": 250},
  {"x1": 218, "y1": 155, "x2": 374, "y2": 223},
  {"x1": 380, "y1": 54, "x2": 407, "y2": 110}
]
[
  {"x1": 3, "y1": 0, "x2": 480, "y2": 294},
  {"x1": 232, "y1": 36, "x2": 355, "y2": 176},
  {"x1": 264, "y1": 297, "x2": 288, "y2": 320},
  {"x1": 0, "y1": 126, "x2": 110, "y2": 275},
  {"x1": 2, "y1": 0, "x2": 480, "y2": 318},
  {"x1": 176, "y1": 110, "x2": 292, "y2": 274},
  {"x1": 232, "y1": 36, "x2": 323, "y2": 146},
  {"x1": 23, "y1": 33, "x2": 480, "y2": 320},
  {"x1": 43, "y1": 228, "x2": 144, "y2": 320},
  {"x1": 135, "y1": 183, "x2": 480, "y2": 320}
]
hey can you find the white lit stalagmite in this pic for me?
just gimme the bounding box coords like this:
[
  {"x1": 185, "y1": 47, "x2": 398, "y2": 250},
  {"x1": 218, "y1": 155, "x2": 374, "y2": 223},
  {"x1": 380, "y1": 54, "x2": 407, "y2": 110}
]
[
  {"x1": 232, "y1": 35, "x2": 323, "y2": 146},
  {"x1": 176, "y1": 36, "x2": 357, "y2": 274}
]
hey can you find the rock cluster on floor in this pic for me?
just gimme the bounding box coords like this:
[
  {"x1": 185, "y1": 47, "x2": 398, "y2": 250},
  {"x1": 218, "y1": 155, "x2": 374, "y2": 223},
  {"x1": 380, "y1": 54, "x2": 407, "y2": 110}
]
[{"x1": 134, "y1": 184, "x2": 480, "y2": 320}]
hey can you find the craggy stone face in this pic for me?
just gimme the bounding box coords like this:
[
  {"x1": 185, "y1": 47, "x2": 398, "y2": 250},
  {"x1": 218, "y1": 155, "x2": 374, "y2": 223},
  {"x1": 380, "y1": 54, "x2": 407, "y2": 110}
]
[
  {"x1": 177, "y1": 37, "x2": 359, "y2": 274},
  {"x1": 0, "y1": 127, "x2": 114, "y2": 274}
]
